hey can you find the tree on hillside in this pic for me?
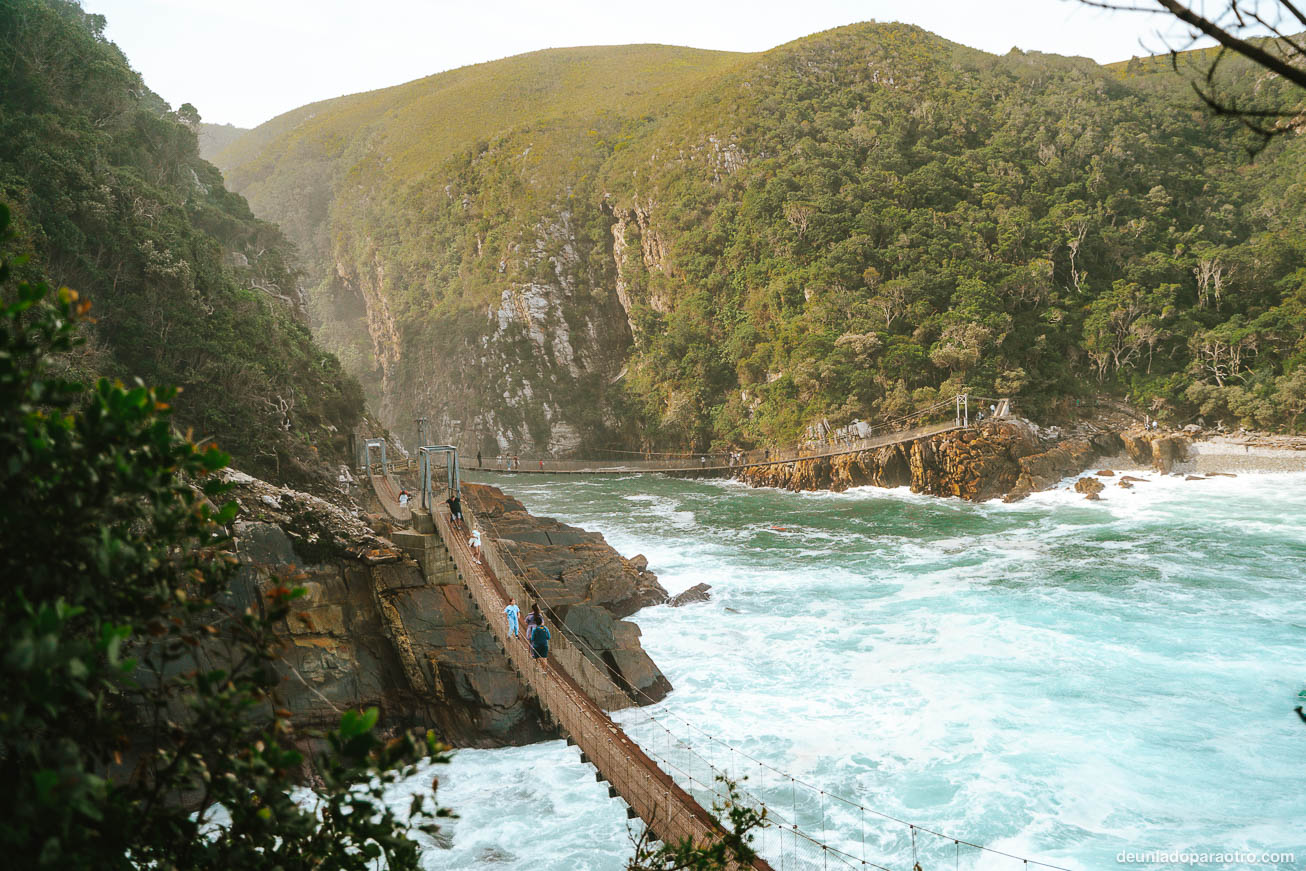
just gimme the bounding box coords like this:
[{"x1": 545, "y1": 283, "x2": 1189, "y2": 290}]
[
  {"x1": 0, "y1": 0, "x2": 365, "y2": 484},
  {"x1": 1080, "y1": 1, "x2": 1306, "y2": 140},
  {"x1": 0, "y1": 201, "x2": 448, "y2": 868}
]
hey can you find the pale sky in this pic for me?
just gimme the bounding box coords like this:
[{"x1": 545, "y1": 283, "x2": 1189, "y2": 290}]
[{"x1": 80, "y1": 0, "x2": 1196, "y2": 129}]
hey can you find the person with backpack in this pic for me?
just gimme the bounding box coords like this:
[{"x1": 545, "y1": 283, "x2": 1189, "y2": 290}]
[{"x1": 530, "y1": 619, "x2": 551, "y2": 662}]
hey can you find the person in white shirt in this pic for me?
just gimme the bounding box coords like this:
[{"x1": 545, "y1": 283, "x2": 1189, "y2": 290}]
[
  {"x1": 398, "y1": 490, "x2": 410, "y2": 508},
  {"x1": 469, "y1": 528, "x2": 482, "y2": 563}
]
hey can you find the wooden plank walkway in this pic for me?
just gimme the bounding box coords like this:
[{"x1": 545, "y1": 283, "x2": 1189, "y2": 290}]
[{"x1": 368, "y1": 468, "x2": 412, "y2": 522}]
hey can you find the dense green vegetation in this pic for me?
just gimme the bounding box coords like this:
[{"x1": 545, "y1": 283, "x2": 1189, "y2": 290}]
[
  {"x1": 0, "y1": 202, "x2": 446, "y2": 868},
  {"x1": 0, "y1": 0, "x2": 365, "y2": 481},
  {"x1": 218, "y1": 23, "x2": 1306, "y2": 451}
]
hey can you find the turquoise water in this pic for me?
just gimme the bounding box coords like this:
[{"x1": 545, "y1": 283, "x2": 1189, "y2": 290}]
[{"x1": 406, "y1": 471, "x2": 1306, "y2": 870}]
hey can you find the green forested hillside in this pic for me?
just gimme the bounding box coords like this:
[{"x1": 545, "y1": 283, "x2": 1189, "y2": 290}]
[
  {"x1": 0, "y1": 0, "x2": 364, "y2": 482},
  {"x1": 215, "y1": 23, "x2": 1306, "y2": 453}
]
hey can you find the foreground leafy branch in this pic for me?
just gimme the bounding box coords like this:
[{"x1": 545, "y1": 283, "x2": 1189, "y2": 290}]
[
  {"x1": 0, "y1": 199, "x2": 450, "y2": 868},
  {"x1": 628, "y1": 777, "x2": 769, "y2": 871}
]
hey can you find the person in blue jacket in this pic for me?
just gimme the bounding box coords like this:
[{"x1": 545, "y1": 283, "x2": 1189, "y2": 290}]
[
  {"x1": 531, "y1": 620, "x2": 551, "y2": 661},
  {"x1": 504, "y1": 598, "x2": 520, "y2": 638}
]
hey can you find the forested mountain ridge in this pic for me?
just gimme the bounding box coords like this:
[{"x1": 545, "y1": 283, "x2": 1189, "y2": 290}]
[
  {"x1": 214, "y1": 23, "x2": 1306, "y2": 453},
  {"x1": 197, "y1": 122, "x2": 249, "y2": 161},
  {"x1": 0, "y1": 0, "x2": 364, "y2": 483}
]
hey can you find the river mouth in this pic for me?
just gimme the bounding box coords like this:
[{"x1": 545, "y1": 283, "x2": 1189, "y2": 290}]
[{"x1": 415, "y1": 471, "x2": 1306, "y2": 870}]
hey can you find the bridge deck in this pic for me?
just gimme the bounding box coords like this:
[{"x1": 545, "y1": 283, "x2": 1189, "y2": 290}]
[
  {"x1": 368, "y1": 468, "x2": 412, "y2": 522},
  {"x1": 431, "y1": 504, "x2": 771, "y2": 868}
]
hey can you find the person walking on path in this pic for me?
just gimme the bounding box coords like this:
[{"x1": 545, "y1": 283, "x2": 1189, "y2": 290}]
[
  {"x1": 468, "y1": 528, "x2": 481, "y2": 563},
  {"x1": 447, "y1": 491, "x2": 463, "y2": 528},
  {"x1": 504, "y1": 598, "x2": 520, "y2": 638},
  {"x1": 477, "y1": 450, "x2": 482, "y2": 468},
  {"x1": 530, "y1": 619, "x2": 551, "y2": 662},
  {"x1": 524, "y1": 603, "x2": 542, "y2": 645}
]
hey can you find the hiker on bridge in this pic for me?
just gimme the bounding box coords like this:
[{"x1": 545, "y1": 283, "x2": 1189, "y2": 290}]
[
  {"x1": 530, "y1": 618, "x2": 551, "y2": 662},
  {"x1": 469, "y1": 528, "x2": 481, "y2": 563},
  {"x1": 504, "y1": 597, "x2": 520, "y2": 638},
  {"x1": 447, "y1": 491, "x2": 464, "y2": 528},
  {"x1": 524, "y1": 603, "x2": 542, "y2": 643},
  {"x1": 398, "y1": 489, "x2": 410, "y2": 508}
]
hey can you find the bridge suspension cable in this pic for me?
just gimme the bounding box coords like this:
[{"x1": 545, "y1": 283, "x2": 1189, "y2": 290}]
[{"x1": 469, "y1": 503, "x2": 1068, "y2": 871}]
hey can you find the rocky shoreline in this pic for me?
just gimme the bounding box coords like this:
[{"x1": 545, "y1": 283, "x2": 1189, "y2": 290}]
[
  {"x1": 221, "y1": 470, "x2": 672, "y2": 751},
  {"x1": 733, "y1": 420, "x2": 1203, "y2": 502}
]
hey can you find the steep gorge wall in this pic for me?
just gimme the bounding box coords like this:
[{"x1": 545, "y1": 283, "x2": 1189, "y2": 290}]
[
  {"x1": 211, "y1": 46, "x2": 749, "y2": 457},
  {"x1": 210, "y1": 28, "x2": 1306, "y2": 455}
]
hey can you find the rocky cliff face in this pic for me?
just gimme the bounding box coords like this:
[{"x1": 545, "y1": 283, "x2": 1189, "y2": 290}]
[
  {"x1": 221, "y1": 469, "x2": 671, "y2": 748},
  {"x1": 332, "y1": 206, "x2": 634, "y2": 457},
  {"x1": 735, "y1": 421, "x2": 1191, "y2": 502}
]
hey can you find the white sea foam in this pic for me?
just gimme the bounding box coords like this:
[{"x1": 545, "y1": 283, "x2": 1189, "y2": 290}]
[{"x1": 415, "y1": 472, "x2": 1306, "y2": 870}]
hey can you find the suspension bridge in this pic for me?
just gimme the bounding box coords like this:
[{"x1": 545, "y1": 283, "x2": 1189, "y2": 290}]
[
  {"x1": 374, "y1": 448, "x2": 1072, "y2": 871},
  {"x1": 360, "y1": 394, "x2": 1011, "y2": 479}
]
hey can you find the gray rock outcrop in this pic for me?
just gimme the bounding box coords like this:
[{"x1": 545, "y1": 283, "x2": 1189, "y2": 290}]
[
  {"x1": 669, "y1": 583, "x2": 712, "y2": 607},
  {"x1": 222, "y1": 469, "x2": 673, "y2": 750}
]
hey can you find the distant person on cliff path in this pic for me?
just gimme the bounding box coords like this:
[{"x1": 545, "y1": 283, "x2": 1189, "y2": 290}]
[
  {"x1": 530, "y1": 620, "x2": 551, "y2": 661},
  {"x1": 477, "y1": 450, "x2": 482, "y2": 468},
  {"x1": 504, "y1": 598, "x2": 520, "y2": 637},
  {"x1": 469, "y1": 528, "x2": 481, "y2": 563}
]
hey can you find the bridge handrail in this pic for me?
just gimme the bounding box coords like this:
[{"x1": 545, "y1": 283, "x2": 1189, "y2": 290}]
[
  {"x1": 358, "y1": 458, "x2": 417, "y2": 475},
  {"x1": 431, "y1": 503, "x2": 770, "y2": 867},
  {"x1": 368, "y1": 467, "x2": 412, "y2": 523}
]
